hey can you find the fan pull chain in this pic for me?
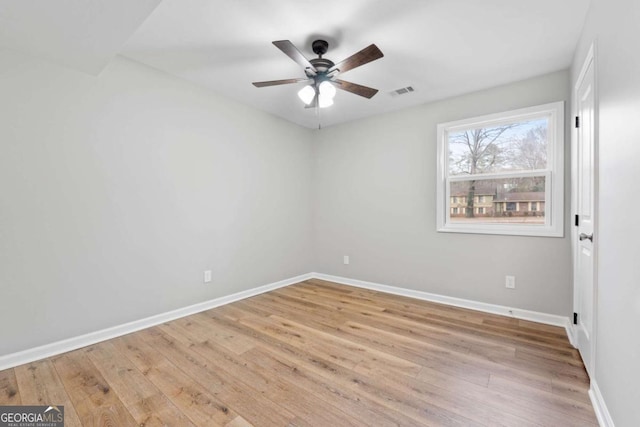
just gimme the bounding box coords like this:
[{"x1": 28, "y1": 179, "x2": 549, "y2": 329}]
[{"x1": 316, "y1": 101, "x2": 322, "y2": 130}]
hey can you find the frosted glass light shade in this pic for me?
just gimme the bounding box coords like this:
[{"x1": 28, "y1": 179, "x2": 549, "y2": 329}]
[
  {"x1": 318, "y1": 80, "x2": 336, "y2": 99},
  {"x1": 318, "y1": 93, "x2": 334, "y2": 108},
  {"x1": 297, "y1": 85, "x2": 315, "y2": 105}
]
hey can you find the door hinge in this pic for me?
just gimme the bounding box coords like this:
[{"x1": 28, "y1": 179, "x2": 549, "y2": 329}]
[
  {"x1": 575, "y1": 215, "x2": 579, "y2": 226},
  {"x1": 575, "y1": 116, "x2": 580, "y2": 128},
  {"x1": 573, "y1": 312, "x2": 578, "y2": 325}
]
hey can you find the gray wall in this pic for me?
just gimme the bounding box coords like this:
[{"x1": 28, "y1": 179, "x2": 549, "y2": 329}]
[
  {"x1": 0, "y1": 51, "x2": 314, "y2": 355},
  {"x1": 313, "y1": 70, "x2": 573, "y2": 315},
  {"x1": 0, "y1": 49, "x2": 576, "y2": 359},
  {"x1": 572, "y1": 0, "x2": 640, "y2": 425}
]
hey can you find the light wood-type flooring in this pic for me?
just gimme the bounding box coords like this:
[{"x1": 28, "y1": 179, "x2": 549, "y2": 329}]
[{"x1": 0, "y1": 279, "x2": 597, "y2": 426}]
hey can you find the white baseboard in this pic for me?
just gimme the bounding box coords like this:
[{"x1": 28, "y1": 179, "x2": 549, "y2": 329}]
[
  {"x1": 311, "y1": 273, "x2": 571, "y2": 329},
  {"x1": 0, "y1": 271, "x2": 574, "y2": 371},
  {"x1": 0, "y1": 273, "x2": 313, "y2": 371},
  {"x1": 565, "y1": 322, "x2": 578, "y2": 348},
  {"x1": 589, "y1": 380, "x2": 615, "y2": 427}
]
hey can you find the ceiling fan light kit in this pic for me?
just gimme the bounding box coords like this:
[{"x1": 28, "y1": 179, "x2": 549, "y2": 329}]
[
  {"x1": 297, "y1": 79, "x2": 337, "y2": 108},
  {"x1": 297, "y1": 85, "x2": 316, "y2": 105},
  {"x1": 253, "y1": 39, "x2": 383, "y2": 109},
  {"x1": 319, "y1": 80, "x2": 336, "y2": 98},
  {"x1": 318, "y1": 93, "x2": 334, "y2": 108}
]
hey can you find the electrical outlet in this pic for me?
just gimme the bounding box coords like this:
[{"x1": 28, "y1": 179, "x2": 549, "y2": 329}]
[
  {"x1": 204, "y1": 270, "x2": 212, "y2": 283},
  {"x1": 343, "y1": 255, "x2": 350, "y2": 265},
  {"x1": 505, "y1": 275, "x2": 516, "y2": 289}
]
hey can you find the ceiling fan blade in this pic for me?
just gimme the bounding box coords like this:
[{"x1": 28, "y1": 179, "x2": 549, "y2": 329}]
[
  {"x1": 333, "y1": 79, "x2": 379, "y2": 99},
  {"x1": 252, "y1": 78, "x2": 307, "y2": 87},
  {"x1": 329, "y1": 44, "x2": 384, "y2": 74},
  {"x1": 273, "y1": 40, "x2": 317, "y2": 72}
]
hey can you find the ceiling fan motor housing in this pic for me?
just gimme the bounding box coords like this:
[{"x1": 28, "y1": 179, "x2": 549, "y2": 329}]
[
  {"x1": 306, "y1": 40, "x2": 335, "y2": 77},
  {"x1": 308, "y1": 58, "x2": 335, "y2": 74}
]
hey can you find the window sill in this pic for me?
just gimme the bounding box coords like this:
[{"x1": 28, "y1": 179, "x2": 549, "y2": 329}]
[{"x1": 437, "y1": 223, "x2": 564, "y2": 238}]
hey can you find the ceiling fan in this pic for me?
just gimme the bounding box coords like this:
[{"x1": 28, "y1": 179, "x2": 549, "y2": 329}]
[{"x1": 252, "y1": 39, "x2": 384, "y2": 109}]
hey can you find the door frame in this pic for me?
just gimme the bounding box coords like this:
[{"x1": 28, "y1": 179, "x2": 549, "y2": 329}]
[{"x1": 571, "y1": 41, "x2": 599, "y2": 377}]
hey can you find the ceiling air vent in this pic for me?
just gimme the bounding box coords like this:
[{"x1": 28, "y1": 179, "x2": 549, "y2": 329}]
[{"x1": 390, "y1": 86, "x2": 415, "y2": 97}]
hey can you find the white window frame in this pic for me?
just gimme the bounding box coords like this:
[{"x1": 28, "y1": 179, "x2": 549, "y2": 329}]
[{"x1": 436, "y1": 101, "x2": 564, "y2": 237}]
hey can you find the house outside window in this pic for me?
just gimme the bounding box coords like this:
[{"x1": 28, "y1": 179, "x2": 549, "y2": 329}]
[{"x1": 437, "y1": 102, "x2": 564, "y2": 237}]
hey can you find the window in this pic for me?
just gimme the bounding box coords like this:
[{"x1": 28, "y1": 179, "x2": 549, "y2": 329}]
[{"x1": 436, "y1": 102, "x2": 564, "y2": 237}]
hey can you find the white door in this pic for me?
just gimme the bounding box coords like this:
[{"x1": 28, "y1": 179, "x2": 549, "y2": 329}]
[{"x1": 574, "y1": 46, "x2": 597, "y2": 377}]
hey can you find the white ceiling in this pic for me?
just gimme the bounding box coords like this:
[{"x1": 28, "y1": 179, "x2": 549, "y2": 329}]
[
  {"x1": 1, "y1": 0, "x2": 590, "y2": 128},
  {"x1": 0, "y1": 0, "x2": 161, "y2": 75}
]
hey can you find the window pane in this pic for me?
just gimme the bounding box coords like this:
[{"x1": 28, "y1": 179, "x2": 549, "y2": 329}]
[
  {"x1": 449, "y1": 177, "x2": 545, "y2": 224},
  {"x1": 448, "y1": 118, "x2": 548, "y2": 176}
]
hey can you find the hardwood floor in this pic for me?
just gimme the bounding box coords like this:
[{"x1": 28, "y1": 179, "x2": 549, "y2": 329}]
[{"x1": 0, "y1": 279, "x2": 597, "y2": 426}]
